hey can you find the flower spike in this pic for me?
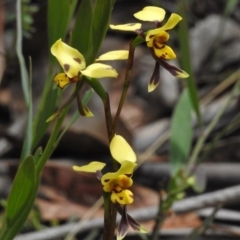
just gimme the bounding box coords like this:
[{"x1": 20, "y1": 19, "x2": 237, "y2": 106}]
[
  {"x1": 51, "y1": 39, "x2": 126, "y2": 89},
  {"x1": 110, "y1": 6, "x2": 189, "y2": 92}
]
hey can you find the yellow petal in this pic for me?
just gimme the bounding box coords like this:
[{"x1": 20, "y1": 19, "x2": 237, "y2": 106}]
[
  {"x1": 111, "y1": 189, "x2": 134, "y2": 205},
  {"x1": 161, "y1": 13, "x2": 182, "y2": 31},
  {"x1": 148, "y1": 63, "x2": 160, "y2": 93},
  {"x1": 73, "y1": 161, "x2": 106, "y2": 173},
  {"x1": 110, "y1": 135, "x2": 136, "y2": 163},
  {"x1": 153, "y1": 44, "x2": 176, "y2": 60},
  {"x1": 51, "y1": 39, "x2": 86, "y2": 78},
  {"x1": 54, "y1": 73, "x2": 71, "y2": 89},
  {"x1": 101, "y1": 161, "x2": 137, "y2": 185},
  {"x1": 175, "y1": 69, "x2": 189, "y2": 78},
  {"x1": 148, "y1": 81, "x2": 159, "y2": 92},
  {"x1": 81, "y1": 63, "x2": 118, "y2": 78},
  {"x1": 96, "y1": 50, "x2": 129, "y2": 61},
  {"x1": 146, "y1": 13, "x2": 182, "y2": 41},
  {"x1": 110, "y1": 23, "x2": 142, "y2": 31},
  {"x1": 82, "y1": 106, "x2": 94, "y2": 117},
  {"x1": 134, "y1": 6, "x2": 166, "y2": 22}
]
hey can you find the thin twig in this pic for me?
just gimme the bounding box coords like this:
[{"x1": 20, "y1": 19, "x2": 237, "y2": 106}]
[
  {"x1": 200, "y1": 69, "x2": 240, "y2": 106},
  {"x1": 64, "y1": 197, "x2": 103, "y2": 240},
  {"x1": 187, "y1": 79, "x2": 240, "y2": 172}
]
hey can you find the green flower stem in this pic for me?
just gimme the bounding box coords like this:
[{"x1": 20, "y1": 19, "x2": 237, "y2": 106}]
[
  {"x1": 35, "y1": 108, "x2": 67, "y2": 177},
  {"x1": 187, "y1": 79, "x2": 240, "y2": 172},
  {"x1": 113, "y1": 41, "x2": 135, "y2": 132}
]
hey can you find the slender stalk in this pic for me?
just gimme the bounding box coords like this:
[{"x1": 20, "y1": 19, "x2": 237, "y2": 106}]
[
  {"x1": 104, "y1": 93, "x2": 114, "y2": 141},
  {"x1": 35, "y1": 110, "x2": 66, "y2": 176},
  {"x1": 113, "y1": 41, "x2": 135, "y2": 132},
  {"x1": 16, "y1": 0, "x2": 29, "y2": 106},
  {"x1": 103, "y1": 93, "x2": 118, "y2": 240},
  {"x1": 200, "y1": 112, "x2": 240, "y2": 163}
]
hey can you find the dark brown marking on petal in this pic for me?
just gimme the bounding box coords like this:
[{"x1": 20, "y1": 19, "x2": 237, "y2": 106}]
[
  {"x1": 153, "y1": 42, "x2": 165, "y2": 50},
  {"x1": 119, "y1": 197, "x2": 124, "y2": 200},
  {"x1": 73, "y1": 58, "x2": 81, "y2": 64},
  {"x1": 104, "y1": 179, "x2": 110, "y2": 183},
  {"x1": 63, "y1": 64, "x2": 70, "y2": 72},
  {"x1": 149, "y1": 62, "x2": 160, "y2": 86},
  {"x1": 113, "y1": 189, "x2": 123, "y2": 193},
  {"x1": 125, "y1": 174, "x2": 132, "y2": 178},
  {"x1": 157, "y1": 58, "x2": 184, "y2": 77}
]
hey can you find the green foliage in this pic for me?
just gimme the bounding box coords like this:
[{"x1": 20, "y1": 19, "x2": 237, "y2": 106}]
[
  {"x1": 177, "y1": 1, "x2": 202, "y2": 126},
  {"x1": 32, "y1": 0, "x2": 78, "y2": 149},
  {"x1": 71, "y1": 0, "x2": 115, "y2": 65},
  {"x1": 47, "y1": 0, "x2": 78, "y2": 47},
  {"x1": 170, "y1": 89, "x2": 192, "y2": 175},
  {"x1": 0, "y1": 156, "x2": 39, "y2": 240},
  {"x1": 162, "y1": 170, "x2": 195, "y2": 211}
]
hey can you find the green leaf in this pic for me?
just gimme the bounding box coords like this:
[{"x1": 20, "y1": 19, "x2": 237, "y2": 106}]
[
  {"x1": 177, "y1": 1, "x2": 201, "y2": 126},
  {"x1": 132, "y1": 35, "x2": 145, "y2": 48},
  {"x1": 32, "y1": 0, "x2": 78, "y2": 149},
  {"x1": 0, "y1": 176, "x2": 40, "y2": 240},
  {"x1": 6, "y1": 156, "x2": 36, "y2": 224},
  {"x1": 71, "y1": 0, "x2": 115, "y2": 65},
  {"x1": 33, "y1": 146, "x2": 43, "y2": 163},
  {"x1": 20, "y1": 56, "x2": 33, "y2": 162},
  {"x1": 71, "y1": 0, "x2": 94, "y2": 64},
  {"x1": 47, "y1": 0, "x2": 77, "y2": 47},
  {"x1": 92, "y1": 0, "x2": 115, "y2": 58},
  {"x1": 84, "y1": 76, "x2": 106, "y2": 102},
  {"x1": 224, "y1": 0, "x2": 239, "y2": 15},
  {"x1": 170, "y1": 89, "x2": 192, "y2": 175}
]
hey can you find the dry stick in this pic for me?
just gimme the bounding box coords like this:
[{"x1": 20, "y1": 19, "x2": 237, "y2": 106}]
[
  {"x1": 200, "y1": 69, "x2": 240, "y2": 106},
  {"x1": 64, "y1": 197, "x2": 103, "y2": 240},
  {"x1": 150, "y1": 193, "x2": 164, "y2": 240},
  {"x1": 186, "y1": 205, "x2": 222, "y2": 240},
  {"x1": 14, "y1": 184, "x2": 240, "y2": 240},
  {"x1": 187, "y1": 79, "x2": 240, "y2": 172}
]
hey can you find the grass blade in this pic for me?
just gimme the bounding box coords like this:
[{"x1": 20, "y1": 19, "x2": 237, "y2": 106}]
[{"x1": 170, "y1": 89, "x2": 192, "y2": 175}]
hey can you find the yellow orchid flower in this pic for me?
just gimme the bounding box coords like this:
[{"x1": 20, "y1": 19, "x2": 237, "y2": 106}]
[
  {"x1": 73, "y1": 134, "x2": 136, "y2": 205},
  {"x1": 109, "y1": 6, "x2": 189, "y2": 92},
  {"x1": 73, "y1": 134, "x2": 146, "y2": 239},
  {"x1": 51, "y1": 39, "x2": 128, "y2": 89}
]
